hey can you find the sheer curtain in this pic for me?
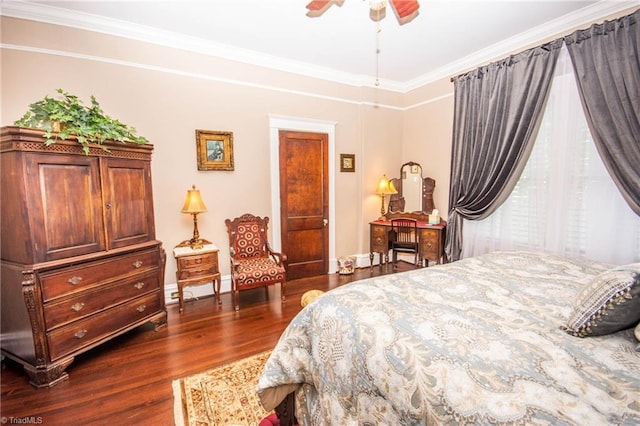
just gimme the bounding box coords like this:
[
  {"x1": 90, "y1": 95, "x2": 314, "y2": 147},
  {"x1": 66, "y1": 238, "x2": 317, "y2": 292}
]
[{"x1": 462, "y1": 47, "x2": 640, "y2": 265}]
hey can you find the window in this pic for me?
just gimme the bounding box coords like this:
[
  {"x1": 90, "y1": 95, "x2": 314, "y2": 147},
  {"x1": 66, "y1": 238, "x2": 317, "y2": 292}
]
[{"x1": 463, "y1": 47, "x2": 640, "y2": 264}]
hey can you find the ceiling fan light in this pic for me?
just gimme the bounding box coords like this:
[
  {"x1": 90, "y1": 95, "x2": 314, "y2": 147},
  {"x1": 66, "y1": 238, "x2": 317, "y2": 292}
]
[{"x1": 369, "y1": 0, "x2": 387, "y2": 11}]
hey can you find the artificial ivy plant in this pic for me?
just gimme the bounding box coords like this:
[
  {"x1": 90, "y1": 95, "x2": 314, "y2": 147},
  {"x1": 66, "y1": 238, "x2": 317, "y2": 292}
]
[{"x1": 14, "y1": 89, "x2": 148, "y2": 154}]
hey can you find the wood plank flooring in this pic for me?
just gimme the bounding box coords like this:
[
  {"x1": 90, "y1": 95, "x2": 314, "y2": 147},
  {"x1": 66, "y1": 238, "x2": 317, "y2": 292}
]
[{"x1": 1, "y1": 262, "x2": 415, "y2": 425}]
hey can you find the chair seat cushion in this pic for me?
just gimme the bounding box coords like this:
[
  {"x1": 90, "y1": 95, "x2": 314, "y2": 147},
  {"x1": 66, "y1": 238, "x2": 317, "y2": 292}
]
[{"x1": 236, "y1": 256, "x2": 286, "y2": 285}]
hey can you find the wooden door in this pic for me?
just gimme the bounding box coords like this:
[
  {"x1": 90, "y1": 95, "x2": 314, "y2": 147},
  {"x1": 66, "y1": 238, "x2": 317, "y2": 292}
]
[{"x1": 279, "y1": 131, "x2": 329, "y2": 280}]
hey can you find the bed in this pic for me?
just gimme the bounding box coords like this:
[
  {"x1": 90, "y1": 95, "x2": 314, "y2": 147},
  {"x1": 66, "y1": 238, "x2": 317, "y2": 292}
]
[{"x1": 257, "y1": 251, "x2": 640, "y2": 425}]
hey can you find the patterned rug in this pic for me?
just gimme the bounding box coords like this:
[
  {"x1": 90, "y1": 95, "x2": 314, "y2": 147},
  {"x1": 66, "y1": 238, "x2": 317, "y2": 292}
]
[{"x1": 173, "y1": 351, "x2": 273, "y2": 426}]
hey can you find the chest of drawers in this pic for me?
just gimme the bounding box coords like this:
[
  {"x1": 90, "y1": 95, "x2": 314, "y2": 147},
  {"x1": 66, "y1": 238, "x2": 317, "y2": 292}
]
[{"x1": 0, "y1": 127, "x2": 166, "y2": 388}]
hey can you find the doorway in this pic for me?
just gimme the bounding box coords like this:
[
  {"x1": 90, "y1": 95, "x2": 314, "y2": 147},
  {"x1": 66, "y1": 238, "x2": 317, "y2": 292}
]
[{"x1": 268, "y1": 116, "x2": 336, "y2": 275}]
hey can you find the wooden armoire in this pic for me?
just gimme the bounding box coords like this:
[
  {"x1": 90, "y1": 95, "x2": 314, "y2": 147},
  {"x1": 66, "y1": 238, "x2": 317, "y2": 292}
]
[{"x1": 0, "y1": 126, "x2": 167, "y2": 387}]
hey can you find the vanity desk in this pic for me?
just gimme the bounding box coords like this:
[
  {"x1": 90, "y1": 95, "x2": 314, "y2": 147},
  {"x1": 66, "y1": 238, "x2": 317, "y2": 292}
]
[
  {"x1": 370, "y1": 161, "x2": 448, "y2": 267},
  {"x1": 369, "y1": 219, "x2": 447, "y2": 267}
]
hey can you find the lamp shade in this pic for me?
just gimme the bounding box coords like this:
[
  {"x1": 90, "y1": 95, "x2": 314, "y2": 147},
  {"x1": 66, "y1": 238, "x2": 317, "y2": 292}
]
[
  {"x1": 376, "y1": 175, "x2": 397, "y2": 196},
  {"x1": 181, "y1": 184, "x2": 207, "y2": 214}
]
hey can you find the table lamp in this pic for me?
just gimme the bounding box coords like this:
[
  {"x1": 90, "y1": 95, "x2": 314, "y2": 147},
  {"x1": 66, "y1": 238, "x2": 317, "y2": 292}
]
[
  {"x1": 180, "y1": 184, "x2": 209, "y2": 249},
  {"x1": 376, "y1": 175, "x2": 397, "y2": 220}
]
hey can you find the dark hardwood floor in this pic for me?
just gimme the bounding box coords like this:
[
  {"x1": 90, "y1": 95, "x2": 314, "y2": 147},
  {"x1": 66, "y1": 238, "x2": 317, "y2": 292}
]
[{"x1": 1, "y1": 262, "x2": 416, "y2": 425}]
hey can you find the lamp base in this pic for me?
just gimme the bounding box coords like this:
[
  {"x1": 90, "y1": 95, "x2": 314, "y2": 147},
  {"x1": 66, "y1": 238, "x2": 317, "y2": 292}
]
[{"x1": 177, "y1": 238, "x2": 211, "y2": 250}]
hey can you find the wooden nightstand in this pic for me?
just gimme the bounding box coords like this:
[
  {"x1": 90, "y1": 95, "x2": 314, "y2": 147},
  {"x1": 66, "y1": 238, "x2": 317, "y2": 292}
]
[{"x1": 173, "y1": 243, "x2": 221, "y2": 313}]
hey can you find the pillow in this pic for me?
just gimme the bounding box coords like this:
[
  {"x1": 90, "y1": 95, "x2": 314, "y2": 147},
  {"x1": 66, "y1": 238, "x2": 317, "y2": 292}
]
[{"x1": 563, "y1": 263, "x2": 640, "y2": 337}]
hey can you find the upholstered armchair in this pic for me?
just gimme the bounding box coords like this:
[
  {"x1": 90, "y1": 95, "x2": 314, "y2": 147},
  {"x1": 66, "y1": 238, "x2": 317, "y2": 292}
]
[{"x1": 224, "y1": 213, "x2": 287, "y2": 311}]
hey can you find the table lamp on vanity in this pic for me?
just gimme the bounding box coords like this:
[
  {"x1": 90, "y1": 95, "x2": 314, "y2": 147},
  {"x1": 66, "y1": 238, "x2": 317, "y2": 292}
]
[{"x1": 376, "y1": 175, "x2": 397, "y2": 220}]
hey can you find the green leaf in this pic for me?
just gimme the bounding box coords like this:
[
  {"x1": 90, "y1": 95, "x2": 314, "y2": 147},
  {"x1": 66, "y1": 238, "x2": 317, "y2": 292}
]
[{"x1": 13, "y1": 89, "x2": 148, "y2": 154}]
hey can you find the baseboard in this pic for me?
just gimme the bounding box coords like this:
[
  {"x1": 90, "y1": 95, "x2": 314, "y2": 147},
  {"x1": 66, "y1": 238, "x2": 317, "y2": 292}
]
[{"x1": 163, "y1": 253, "x2": 387, "y2": 304}]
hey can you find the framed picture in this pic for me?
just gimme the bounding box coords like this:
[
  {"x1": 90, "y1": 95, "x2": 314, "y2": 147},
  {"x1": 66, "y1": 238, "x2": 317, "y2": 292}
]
[
  {"x1": 196, "y1": 130, "x2": 234, "y2": 171},
  {"x1": 340, "y1": 154, "x2": 355, "y2": 172}
]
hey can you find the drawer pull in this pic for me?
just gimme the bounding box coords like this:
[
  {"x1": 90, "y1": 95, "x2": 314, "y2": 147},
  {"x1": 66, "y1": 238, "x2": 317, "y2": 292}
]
[
  {"x1": 136, "y1": 304, "x2": 146, "y2": 313},
  {"x1": 134, "y1": 282, "x2": 145, "y2": 290},
  {"x1": 74, "y1": 329, "x2": 88, "y2": 339},
  {"x1": 68, "y1": 276, "x2": 83, "y2": 285},
  {"x1": 426, "y1": 242, "x2": 433, "y2": 248},
  {"x1": 133, "y1": 260, "x2": 143, "y2": 269},
  {"x1": 71, "y1": 302, "x2": 85, "y2": 312}
]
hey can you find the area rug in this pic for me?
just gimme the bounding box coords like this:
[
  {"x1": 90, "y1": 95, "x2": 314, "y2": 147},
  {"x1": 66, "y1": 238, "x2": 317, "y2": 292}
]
[{"x1": 173, "y1": 350, "x2": 274, "y2": 426}]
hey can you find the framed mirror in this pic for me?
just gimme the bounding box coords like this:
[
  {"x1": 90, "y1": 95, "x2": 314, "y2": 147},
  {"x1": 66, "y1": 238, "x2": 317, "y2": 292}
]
[{"x1": 387, "y1": 161, "x2": 436, "y2": 220}]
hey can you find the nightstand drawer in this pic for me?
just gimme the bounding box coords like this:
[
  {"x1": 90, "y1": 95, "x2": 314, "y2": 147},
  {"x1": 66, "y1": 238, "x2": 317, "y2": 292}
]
[
  {"x1": 177, "y1": 253, "x2": 218, "y2": 270},
  {"x1": 43, "y1": 269, "x2": 161, "y2": 330},
  {"x1": 40, "y1": 249, "x2": 159, "y2": 301}
]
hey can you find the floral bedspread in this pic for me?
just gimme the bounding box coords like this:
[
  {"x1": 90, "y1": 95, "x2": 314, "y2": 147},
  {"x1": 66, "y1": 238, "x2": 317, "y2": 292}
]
[{"x1": 257, "y1": 251, "x2": 640, "y2": 425}]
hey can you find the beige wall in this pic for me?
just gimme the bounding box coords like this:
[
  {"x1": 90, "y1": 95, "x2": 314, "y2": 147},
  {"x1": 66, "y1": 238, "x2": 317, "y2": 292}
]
[
  {"x1": 2, "y1": 7, "x2": 635, "y2": 292},
  {"x1": 1, "y1": 17, "x2": 408, "y2": 291}
]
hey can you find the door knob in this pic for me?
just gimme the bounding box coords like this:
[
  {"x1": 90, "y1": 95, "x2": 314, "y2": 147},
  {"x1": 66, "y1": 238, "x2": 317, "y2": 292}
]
[{"x1": 323, "y1": 219, "x2": 328, "y2": 226}]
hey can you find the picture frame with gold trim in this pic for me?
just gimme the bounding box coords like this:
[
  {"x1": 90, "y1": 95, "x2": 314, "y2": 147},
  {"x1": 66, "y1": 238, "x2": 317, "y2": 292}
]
[
  {"x1": 196, "y1": 130, "x2": 234, "y2": 171},
  {"x1": 340, "y1": 153, "x2": 355, "y2": 172}
]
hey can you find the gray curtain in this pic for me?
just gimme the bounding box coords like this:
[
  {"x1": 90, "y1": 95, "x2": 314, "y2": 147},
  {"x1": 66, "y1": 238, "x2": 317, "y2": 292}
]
[
  {"x1": 564, "y1": 9, "x2": 640, "y2": 215},
  {"x1": 446, "y1": 40, "x2": 562, "y2": 261}
]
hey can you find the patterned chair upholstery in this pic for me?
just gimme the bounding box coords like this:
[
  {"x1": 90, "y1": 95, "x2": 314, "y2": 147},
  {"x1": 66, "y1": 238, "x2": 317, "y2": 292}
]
[{"x1": 224, "y1": 213, "x2": 287, "y2": 311}]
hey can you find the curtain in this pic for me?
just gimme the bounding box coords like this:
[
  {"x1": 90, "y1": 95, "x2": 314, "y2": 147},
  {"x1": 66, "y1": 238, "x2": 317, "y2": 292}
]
[
  {"x1": 446, "y1": 40, "x2": 562, "y2": 261},
  {"x1": 564, "y1": 9, "x2": 640, "y2": 215},
  {"x1": 463, "y1": 46, "x2": 640, "y2": 265}
]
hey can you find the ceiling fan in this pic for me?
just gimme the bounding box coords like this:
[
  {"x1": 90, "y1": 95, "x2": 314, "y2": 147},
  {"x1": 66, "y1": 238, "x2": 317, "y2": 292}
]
[{"x1": 305, "y1": 0, "x2": 420, "y2": 25}]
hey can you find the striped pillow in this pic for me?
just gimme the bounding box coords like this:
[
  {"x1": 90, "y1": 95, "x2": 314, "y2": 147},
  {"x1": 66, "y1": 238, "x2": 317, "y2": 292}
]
[{"x1": 563, "y1": 263, "x2": 640, "y2": 337}]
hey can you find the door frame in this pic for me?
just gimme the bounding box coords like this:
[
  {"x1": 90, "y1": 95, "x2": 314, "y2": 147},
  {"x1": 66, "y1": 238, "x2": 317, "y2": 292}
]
[{"x1": 269, "y1": 114, "x2": 337, "y2": 273}]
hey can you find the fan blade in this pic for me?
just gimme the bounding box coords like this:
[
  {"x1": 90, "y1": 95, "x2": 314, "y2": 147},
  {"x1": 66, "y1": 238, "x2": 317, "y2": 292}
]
[
  {"x1": 306, "y1": 0, "x2": 331, "y2": 11},
  {"x1": 389, "y1": 0, "x2": 419, "y2": 18}
]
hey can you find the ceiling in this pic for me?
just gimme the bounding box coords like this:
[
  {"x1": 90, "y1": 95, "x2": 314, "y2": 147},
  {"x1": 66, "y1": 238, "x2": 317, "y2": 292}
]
[{"x1": 3, "y1": 1, "x2": 637, "y2": 91}]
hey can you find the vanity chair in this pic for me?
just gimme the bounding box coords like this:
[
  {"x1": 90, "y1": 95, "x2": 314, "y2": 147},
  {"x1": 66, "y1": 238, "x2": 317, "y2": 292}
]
[{"x1": 389, "y1": 218, "x2": 420, "y2": 267}]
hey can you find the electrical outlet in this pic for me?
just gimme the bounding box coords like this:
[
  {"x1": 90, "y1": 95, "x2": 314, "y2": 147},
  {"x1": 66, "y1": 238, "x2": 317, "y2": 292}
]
[{"x1": 170, "y1": 291, "x2": 180, "y2": 299}]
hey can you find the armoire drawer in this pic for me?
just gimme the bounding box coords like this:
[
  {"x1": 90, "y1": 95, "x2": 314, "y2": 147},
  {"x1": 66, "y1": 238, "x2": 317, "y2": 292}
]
[
  {"x1": 40, "y1": 249, "x2": 159, "y2": 301},
  {"x1": 46, "y1": 291, "x2": 162, "y2": 361},
  {"x1": 43, "y1": 269, "x2": 161, "y2": 330}
]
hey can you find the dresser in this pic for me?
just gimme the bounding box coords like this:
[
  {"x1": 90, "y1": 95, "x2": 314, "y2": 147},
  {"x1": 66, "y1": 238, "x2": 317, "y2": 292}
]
[
  {"x1": 370, "y1": 220, "x2": 447, "y2": 267},
  {"x1": 0, "y1": 126, "x2": 166, "y2": 387}
]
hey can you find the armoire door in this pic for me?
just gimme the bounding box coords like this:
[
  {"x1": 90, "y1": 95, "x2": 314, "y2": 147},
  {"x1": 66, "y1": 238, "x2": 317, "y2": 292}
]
[
  {"x1": 24, "y1": 152, "x2": 106, "y2": 262},
  {"x1": 101, "y1": 157, "x2": 156, "y2": 249}
]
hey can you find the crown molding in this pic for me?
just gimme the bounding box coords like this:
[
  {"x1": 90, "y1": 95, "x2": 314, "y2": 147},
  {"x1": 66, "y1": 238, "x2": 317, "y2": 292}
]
[
  {"x1": 403, "y1": 1, "x2": 639, "y2": 91},
  {"x1": 2, "y1": 1, "x2": 637, "y2": 94}
]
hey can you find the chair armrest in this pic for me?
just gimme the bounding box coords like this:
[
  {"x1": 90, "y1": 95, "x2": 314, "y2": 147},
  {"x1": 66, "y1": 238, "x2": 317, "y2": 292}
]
[{"x1": 269, "y1": 251, "x2": 287, "y2": 266}]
